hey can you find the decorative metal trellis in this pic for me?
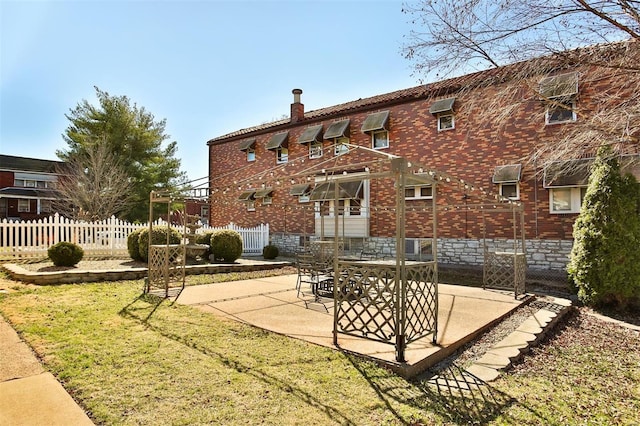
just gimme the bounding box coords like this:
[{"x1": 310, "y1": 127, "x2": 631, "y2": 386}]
[
  {"x1": 481, "y1": 204, "x2": 527, "y2": 298},
  {"x1": 334, "y1": 259, "x2": 438, "y2": 362},
  {"x1": 144, "y1": 191, "x2": 186, "y2": 299}
]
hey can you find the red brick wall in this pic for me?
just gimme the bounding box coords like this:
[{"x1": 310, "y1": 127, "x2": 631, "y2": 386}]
[{"x1": 207, "y1": 69, "x2": 616, "y2": 241}]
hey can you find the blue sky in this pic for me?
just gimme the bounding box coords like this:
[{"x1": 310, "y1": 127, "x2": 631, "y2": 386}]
[{"x1": 1, "y1": 0, "x2": 422, "y2": 181}]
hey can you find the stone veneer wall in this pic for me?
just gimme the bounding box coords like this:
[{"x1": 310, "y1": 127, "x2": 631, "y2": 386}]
[{"x1": 270, "y1": 233, "x2": 573, "y2": 271}]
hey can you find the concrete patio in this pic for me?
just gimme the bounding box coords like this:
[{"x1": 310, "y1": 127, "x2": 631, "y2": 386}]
[{"x1": 177, "y1": 274, "x2": 527, "y2": 378}]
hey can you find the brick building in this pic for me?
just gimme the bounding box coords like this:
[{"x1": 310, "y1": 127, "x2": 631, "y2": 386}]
[
  {"x1": 0, "y1": 155, "x2": 64, "y2": 221},
  {"x1": 207, "y1": 44, "x2": 638, "y2": 271}
]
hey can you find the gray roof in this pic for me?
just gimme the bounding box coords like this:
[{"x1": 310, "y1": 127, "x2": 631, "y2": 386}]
[{"x1": 0, "y1": 155, "x2": 64, "y2": 173}]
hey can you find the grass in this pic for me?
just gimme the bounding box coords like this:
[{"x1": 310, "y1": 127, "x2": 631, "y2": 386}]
[{"x1": 1, "y1": 271, "x2": 639, "y2": 425}]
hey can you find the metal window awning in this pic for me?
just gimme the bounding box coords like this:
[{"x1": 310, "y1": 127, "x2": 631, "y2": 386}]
[
  {"x1": 405, "y1": 174, "x2": 435, "y2": 186},
  {"x1": 492, "y1": 164, "x2": 522, "y2": 183},
  {"x1": 323, "y1": 119, "x2": 350, "y2": 139},
  {"x1": 361, "y1": 110, "x2": 390, "y2": 133},
  {"x1": 238, "y1": 190, "x2": 256, "y2": 201},
  {"x1": 309, "y1": 180, "x2": 363, "y2": 201},
  {"x1": 297, "y1": 125, "x2": 323, "y2": 144},
  {"x1": 540, "y1": 72, "x2": 578, "y2": 99},
  {"x1": 543, "y1": 159, "x2": 591, "y2": 187},
  {"x1": 289, "y1": 183, "x2": 310, "y2": 196},
  {"x1": 429, "y1": 97, "x2": 455, "y2": 114},
  {"x1": 238, "y1": 138, "x2": 256, "y2": 151},
  {"x1": 265, "y1": 132, "x2": 289, "y2": 150},
  {"x1": 253, "y1": 188, "x2": 273, "y2": 198}
]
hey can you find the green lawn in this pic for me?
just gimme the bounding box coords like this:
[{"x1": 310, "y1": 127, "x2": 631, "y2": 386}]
[{"x1": 1, "y1": 274, "x2": 638, "y2": 425}]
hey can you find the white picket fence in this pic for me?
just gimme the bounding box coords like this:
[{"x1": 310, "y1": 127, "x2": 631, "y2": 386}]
[{"x1": 0, "y1": 214, "x2": 269, "y2": 261}]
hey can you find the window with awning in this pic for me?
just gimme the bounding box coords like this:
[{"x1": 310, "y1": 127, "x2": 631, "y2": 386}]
[
  {"x1": 492, "y1": 164, "x2": 522, "y2": 183},
  {"x1": 310, "y1": 180, "x2": 363, "y2": 201},
  {"x1": 265, "y1": 132, "x2": 289, "y2": 150},
  {"x1": 361, "y1": 111, "x2": 389, "y2": 133},
  {"x1": 289, "y1": 184, "x2": 310, "y2": 196},
  {"x1": 429, "y1": 97, "x2": 455, "y2": 114},
  {"x1": 238, "y1": 138, "x2": 256, "y2": 151},
  {"x1": 253, "y1": 188, "x2": 273, "y2": 198},
  {"x1": 238, "y1": 190, "x2": 256, "y2": 201},
  {"x1": 297, "y1": 125, "x2": 323, "y2": 144},
  {"x1": 539, "y1": 72, "x2": 578, "y2": 99},
  {"x1": 323, "y1": 119, "x2": 350, "y2": 139},
  {"x1": 543, "y1": 159, "x2": 591, "y2": 187}
]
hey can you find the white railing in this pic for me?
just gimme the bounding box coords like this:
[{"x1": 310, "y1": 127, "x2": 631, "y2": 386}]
[{"x1": 0, "y1": 214, "x2": 270, "y2": 260}]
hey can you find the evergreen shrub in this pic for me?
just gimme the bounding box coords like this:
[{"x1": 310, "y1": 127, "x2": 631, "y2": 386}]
[
  {"x1": 196, "y1": 231, "x2": 215, "y2": 259},
  {"x1": 262, "y1": 244, "x2": 279, "y2": 260},
  {"x1": 210, "y1": 230, "x2": 243, "y2": 262},
  {"x1": 567, "y1": 146, "x2": 640, "y2": 309},
  {"x1": 127, "y1": 228, "x2": 144, "y2": 261},
  {"x1": 48, "y1": 241, "x2": 84, "y2": 267}
]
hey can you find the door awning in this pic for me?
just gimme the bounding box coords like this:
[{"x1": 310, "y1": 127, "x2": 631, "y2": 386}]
[
  {"x1": 323, "y1": 119, "x2": 350, "y2": 139},
  {"x1": 492, "y1": 164, "x2": 522, "y2": 183},
  {"x1": 266, "y1": 132, "x2": 289, "y2": 150},
  {"x1": 289, "y1": 183, "x2": 310, "y2": 196},
  {"x1": 238, "y1": 138, "x2": 256, "y2": 151},
  {"x1": 297, "y1": 125, "x2": 323, "y2": 144},
  {"x1": 361, "y1": 110, "x2": 389, "y2": 133},
  {"x1": 310, "y1": 180, "x2": 363, "y2": 201},
  {"x1": 429, "y1": 97, "x2": 456, "y2": 114}
]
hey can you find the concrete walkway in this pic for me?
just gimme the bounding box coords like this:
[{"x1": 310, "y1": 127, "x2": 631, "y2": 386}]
[{"x1": 0, "y1": 316, "x2": 94, "y2": 425}]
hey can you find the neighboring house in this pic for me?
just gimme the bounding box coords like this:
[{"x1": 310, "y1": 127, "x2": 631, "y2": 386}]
[
  {"x1": 207, "y1": 42, "x2": 639, "y2": 271},
  {"x1": 0, "y1": 155, "x2": 64, "y2": 221}
]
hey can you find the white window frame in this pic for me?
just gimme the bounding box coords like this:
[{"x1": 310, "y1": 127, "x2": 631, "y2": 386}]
[
  {"x1": 405, "y1": 185, "x2": 433, "y2": 200},
  {"x1": 549, "y1": 187, "x2": 587, "y2": 214},
  {"x1": 298, "y1": 194, "x2": 311, "y2": 203},
  {"x1": 18, "y1": 199, "x2": 30, "y2": 212},
  {"x1": 247, "y1": 148, "x2": 256, "y2": 162},
  {"x1": 317, "y1": 199, "x2": 362, "y2": 217},
  {"x1": 24, "y1": 180, "x2": 36, "y2": 188},
  {"x1": 371, "y1": 130, "x2": 389, "y2": 150},
  {"x1": 246, "y1": 201, "x2": 256, "y2": 212},
  {"x1": 546, "y1": 100, "x2": 576, "y2": 125},
  {"x1": 334, "y1": 137, "x2": 350, "y2": 156},
  {"x1": 14, "y1": 179, "x2": 25, "y2": 187},
  {"x1": 309, "y1": 141, "x2": 323, "y2": 159},
  {"x1": 276, "y1": 147, "x2": 288, "y2": 164},
  {"x1": 262, "y1": 195, "x2": 273, "y2": 205},
  {"x1": 437, "y1": 113, "x2": 455, "y2": 131},
  {"x1": 40, "y1": 200, "x2": 52, "y2": 213},
  {"x1": 499, "y1": 182, "x2": 520, "y2": 200}
]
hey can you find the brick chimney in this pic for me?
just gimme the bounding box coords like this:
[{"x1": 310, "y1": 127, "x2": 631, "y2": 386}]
[{"x1": 290, "y1": 88, "x2": 304, "y2": 123}]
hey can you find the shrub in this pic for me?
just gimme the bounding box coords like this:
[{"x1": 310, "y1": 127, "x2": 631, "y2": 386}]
[
  {"x1": 138, "y1": 227, "x2": 182, "y2": 263},
  {"x1": 262, "y1": 244, "x2": 279, "y2": 260},
  {"x1": 127, "y1": 228, "x2": 144, "y2": 261},
  {"x1": 568, "y1": 146, "x2": 640, "y2": 309},
  {"x1": 210, "y1": 229, "x2": 243, "y2": 262},
  {"x1": 195, "y1": 231, "x2": 215, "y2": 259},
  {"x1": 48, "y1": 241, "x2": 84, "y2": 267}
]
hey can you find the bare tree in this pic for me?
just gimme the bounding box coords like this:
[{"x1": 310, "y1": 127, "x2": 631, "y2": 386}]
[
  {"x1": 54, "y1": 141, "x2": 134, "y2": 221},
  {"x1": 402, "y1": 1, "x2": 640, "y2": 168}
]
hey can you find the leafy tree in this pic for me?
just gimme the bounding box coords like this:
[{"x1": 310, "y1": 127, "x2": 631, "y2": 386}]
[
  {"x1": 567, "y1": 145, "x2": 640, "y2": 309},
  {"x1": 58, "y1": 87, "x2": 186, "y2": 222},
  {"x1": 54, "y1": 140, "x2": 133, "y2": 221},
  {"x1": 402, "y1": 1, "x2": 640, "y2": 166}
]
